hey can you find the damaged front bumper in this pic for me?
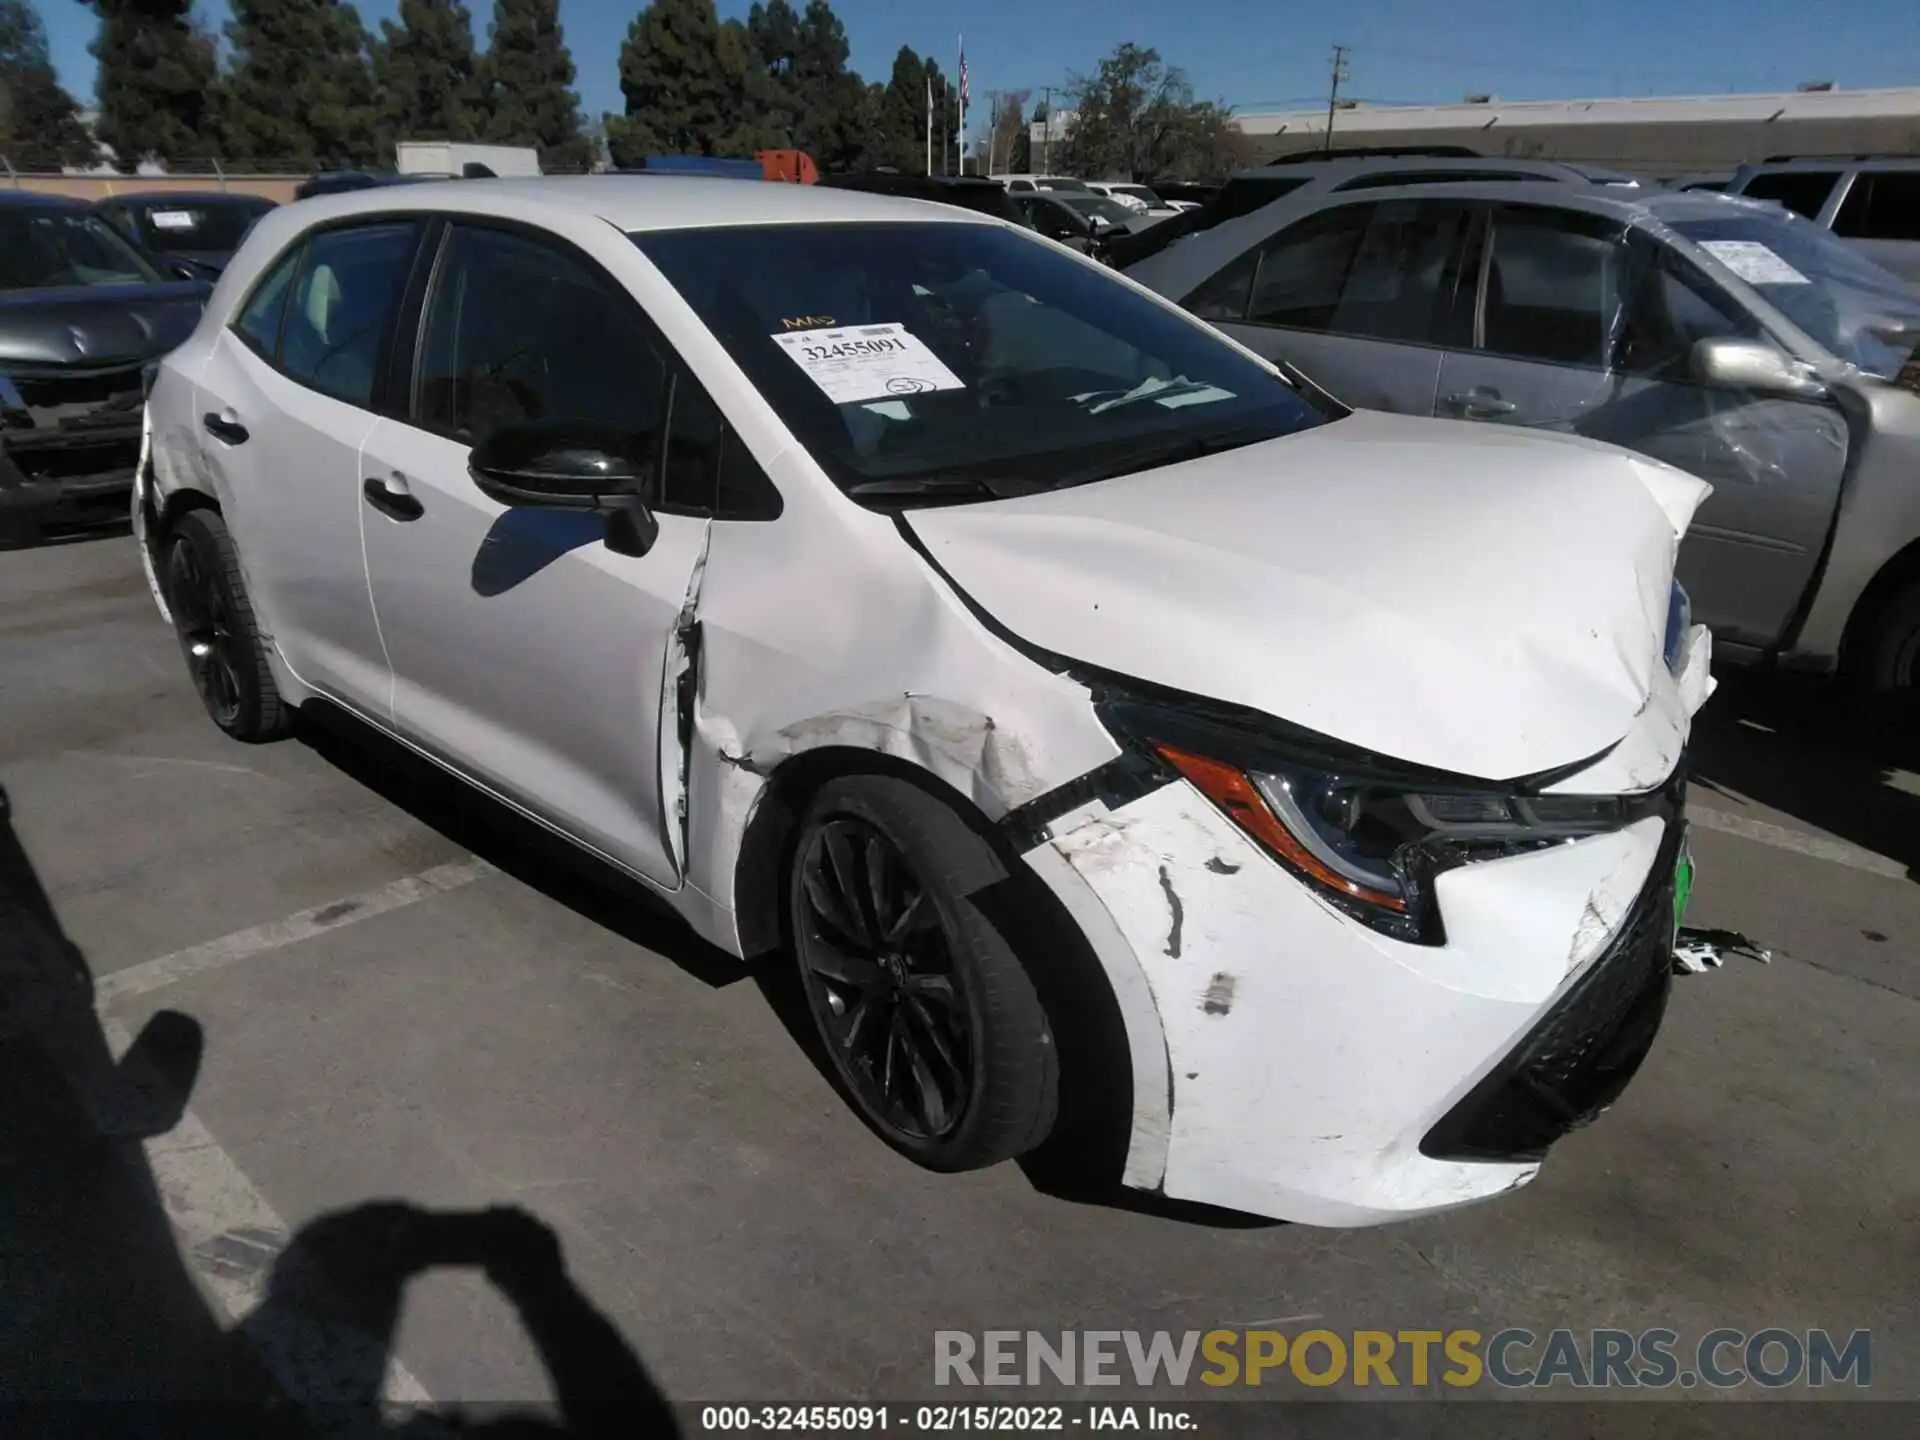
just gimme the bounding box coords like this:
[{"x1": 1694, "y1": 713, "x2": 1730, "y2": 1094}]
[{"x1": 1021, "y1": 767, "x2": 1700, "y2": 1227}]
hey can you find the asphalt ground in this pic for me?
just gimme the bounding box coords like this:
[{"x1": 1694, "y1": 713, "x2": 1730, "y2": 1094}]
[{"x1": 2, "y1": 530, "x2": 1915, "y2": 1438}]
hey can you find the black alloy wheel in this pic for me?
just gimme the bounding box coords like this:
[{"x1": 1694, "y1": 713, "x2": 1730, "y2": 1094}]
[
  {"x1": 787, "y1": 776, "x2": 1058, "y2": 1171},
  {"x1": 796, "y1": 814, "x2": 973, "y2": 1144},
  {"x1": 166, "y1": 531, "x2": 244, "y2": 729},
  {"x1": 162, "y1": 509, "x2": 290, "y2": 742}
]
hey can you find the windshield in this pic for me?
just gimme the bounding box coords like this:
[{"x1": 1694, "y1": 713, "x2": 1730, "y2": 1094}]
[
  {"x1": 1063, "y1": 195, "x2": 1135, "y2": 225},
  {"x1": 1035, "y1": 178, "x2": 1090, "y2": 193},
  {"x1": 1667, "y1": 209, "x2": 1920, "y2": 378},
  {"x1": 632, "y1": 221, "x2": 1328, "y2": 505},
  {"x1": 0, "y1": 208, "x2": 161, "y2": 290},
  {"x1": 131, "y1": 200, "x2": 268, "y2": 254},
  {"x1": 1111, "y1": 185, "x2": 1163, "y2": 207}
]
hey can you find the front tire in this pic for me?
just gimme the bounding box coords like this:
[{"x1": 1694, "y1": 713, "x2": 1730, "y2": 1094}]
[
  {"x1": 163, "y1": 509, "x2": 291, "y2": 743},
  {"x1": 788, "y1": 775, "x2": 1058, "y2": 1172}
]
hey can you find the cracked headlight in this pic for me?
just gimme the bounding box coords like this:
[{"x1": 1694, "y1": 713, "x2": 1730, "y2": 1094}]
[{"x1": 1100, "y1": 693, "x2": 1669, "y2": 946}]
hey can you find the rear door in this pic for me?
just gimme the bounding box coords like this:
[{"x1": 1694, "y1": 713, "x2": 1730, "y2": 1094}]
[
  {"x1": 1196, "y1": 197, "x2": 1472, "y2": 414},
  {"x1": 1433, "y1": 203, "x2": 1849, "y2": 647},
  {"x1": 190, "y1": 219, "x2": 420, "y2": 707},
  {"x1": 357, "y1": 219, "x2": 712, "y2": 889}
]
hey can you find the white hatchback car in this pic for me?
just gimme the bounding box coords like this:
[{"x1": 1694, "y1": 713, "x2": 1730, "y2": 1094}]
[{"x1": 138, "y1": 178, "x2": 1716, "y2": 1226}]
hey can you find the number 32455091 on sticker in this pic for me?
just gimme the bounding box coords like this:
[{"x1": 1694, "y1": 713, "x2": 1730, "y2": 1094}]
[{"x1": 770, "y1": 322, "x2": 967, "y2": 404}]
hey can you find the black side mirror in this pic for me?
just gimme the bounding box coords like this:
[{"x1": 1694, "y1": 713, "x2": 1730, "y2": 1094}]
[
  {"x1": 469, "y1": 419, "x2": 649, "y2": 508},
  {"x1": 469, "y1": 419, "x2": 661, "y2": 556}
]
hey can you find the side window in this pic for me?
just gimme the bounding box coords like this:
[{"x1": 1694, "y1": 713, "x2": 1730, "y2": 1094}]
[
  {"x1": 1615, "y1": 235, "x2": 1764, "y2": 377},
  {"x1": 414, "y1": 225, "x2": 669, "y2": 454},
  {"x1": 1186, "y1": 248, "x2": 1258, "y2": 321},
  {"x1": 1244, "y1": 203, "x2": 1374, "y2": 331},
  {"x1": 1833, "y1": 173, "x2": 1920, "y2": 242},
  {"x1": 231, "y1": 243, "x2": 305, "y2": 362},
  {"x1": 1478, "y1": 206, "x2": 1623, "y2": 368},
  {"x1": 662, "y1": 372, "x2": 783, "y2": 521},
  {"x1": 277, "y1": 223, "x2": 416, "y2": 407},
  {"x1": 1327, "y1": 199, "x2": 1471, "y2": 343},
  {"x1": 1738, "y1": 170, "x2": 1839, "y2": 220}
]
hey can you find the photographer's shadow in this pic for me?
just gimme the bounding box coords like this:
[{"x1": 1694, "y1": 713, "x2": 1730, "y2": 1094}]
[{"x1": 240, "y1": 1201, "x2": 679, "y2": 1439}]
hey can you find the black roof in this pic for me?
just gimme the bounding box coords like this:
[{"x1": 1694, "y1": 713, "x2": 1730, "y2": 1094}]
[
  {"x1": 0, "y1": 190, "x2": 88, "y2": 209},
  {"x1": 100, "y1": 191, "x2": 277, "y2": 209}
]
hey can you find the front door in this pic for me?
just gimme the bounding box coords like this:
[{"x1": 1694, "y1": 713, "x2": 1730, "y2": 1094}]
[
  {"x1": 1433, "y1": 204, "x2": 1849, "y2": 648},
  {"x1": 359, "y1": 221, "x2": 708, "y2": 889}
]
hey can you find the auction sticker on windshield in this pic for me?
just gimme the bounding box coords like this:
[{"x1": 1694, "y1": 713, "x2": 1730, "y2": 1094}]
[
  {"x1": 771, "y1": 323, "x2": 966, "y2": 404},
  {"x1": 148, "y1": 211, "x2": 199, "y2": 231},
  {"x1": 1697, "y1": 240, "x2": 1809, "y2": 286}
]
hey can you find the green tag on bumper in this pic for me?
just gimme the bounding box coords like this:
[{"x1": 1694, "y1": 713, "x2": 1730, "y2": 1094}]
[{"x1": 1673, "y1": 834, "x2": 1695, "y2": 941}]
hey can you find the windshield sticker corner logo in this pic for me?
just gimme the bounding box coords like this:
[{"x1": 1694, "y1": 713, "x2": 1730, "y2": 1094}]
[
  {"x1": 770, "y1": 322, "x2": 967, "y2": 405},
  {"x1": 780, "y1": 315, "x2": 836, "y2": 330}
]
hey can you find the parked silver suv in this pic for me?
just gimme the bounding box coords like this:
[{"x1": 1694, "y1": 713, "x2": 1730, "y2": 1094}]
[
  {"x1": 1128, "y1": 181, "x2": 1920, "y2": 696},
  {"x1": 1724, "y1": 157, "x2": 1920, "y2": 284}
]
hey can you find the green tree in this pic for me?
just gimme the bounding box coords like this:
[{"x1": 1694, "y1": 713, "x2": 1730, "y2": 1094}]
[
  {"x1": 744, "y1": 0, "x2": 801, "y2": 142},
  {"x1": 1064, "y1": 43, "x2": 1236, "y2": 182},
  {"x1": 787, "y1": 0, "x2": 866, "y2": 170},
  {"x1": 373, "y1": 0, "x2": 480, "y2": 167},
  {"x1": 221, "y1": 0, "x2": 379, "y2": 169},
  {"x1": 474, "y1": 0, "x2": 591, "y2": 171},
  {"x1": 81, "y1": 0, "x2": 219, "y2": 171},
  {"x1": 0, "y1": 0, "x2": 97, "y2": 170},
  {"x1": 864, "y1": 44, "x2": 926, "y2": 173},
  {"x1": 609, "y1": 0, "x2": 769, "y2": 164}
]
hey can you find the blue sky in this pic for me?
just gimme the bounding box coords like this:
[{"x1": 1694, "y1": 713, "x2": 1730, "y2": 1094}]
[{"x1": 38, "y1": 0, "x2": 1920, "y2": 129}]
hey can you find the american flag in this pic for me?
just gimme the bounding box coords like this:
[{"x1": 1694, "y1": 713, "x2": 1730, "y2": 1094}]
[{"x1": 959, "y1": 43, "x2": 970, "y2": 105}]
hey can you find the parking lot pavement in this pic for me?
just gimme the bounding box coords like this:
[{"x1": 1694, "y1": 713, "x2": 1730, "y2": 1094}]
[{"x1": 3, "y1": 533, "x2": 1916, "y2": 1426}]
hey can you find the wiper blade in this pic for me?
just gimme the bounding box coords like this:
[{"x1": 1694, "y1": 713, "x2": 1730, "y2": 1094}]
[{"x1": 847, "y1": 476, "x2": 1000, "y2": 499}]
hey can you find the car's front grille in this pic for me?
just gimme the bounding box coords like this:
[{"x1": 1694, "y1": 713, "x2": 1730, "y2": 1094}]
[
  {"x1": 7, "y1": 365, "x2": 146, "y2": 435},
  {"x1": 1421, "y1": 821, "x2": 1683, "y2": 1163}
]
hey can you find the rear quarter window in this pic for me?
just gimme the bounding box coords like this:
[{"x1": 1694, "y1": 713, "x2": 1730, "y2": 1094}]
[
  {"x1": 1833, "y1": 172, "x2": 1920, "y2": 242},
  {"x1": 1737, "y1": 170, "x2": 1840, "y2": 220}
]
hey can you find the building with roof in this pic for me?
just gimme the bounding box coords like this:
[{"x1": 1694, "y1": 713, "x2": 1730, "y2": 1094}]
[{"x1": 1230, "y1": 85, "x2": 1920, "y2": 180}]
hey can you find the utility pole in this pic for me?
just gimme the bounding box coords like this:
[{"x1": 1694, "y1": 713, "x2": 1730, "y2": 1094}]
[
  {"x1": 1040, "y1": 85, "x2": 1052, "y2": 173},
  {"x1": 1324, "y1": 44, "x2": 1350, "y2": 156}
]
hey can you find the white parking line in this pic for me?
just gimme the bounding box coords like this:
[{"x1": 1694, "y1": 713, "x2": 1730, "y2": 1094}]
[
  {"x1": 1687, "y1": 805, "x2": 1908, "y2": 881},
  {"x1": 94, "y1": 857, "x2": 496, "y2": 1006},
  {"x1": 86, "y1": 1018, "x2": 435, "y2": 1413}
]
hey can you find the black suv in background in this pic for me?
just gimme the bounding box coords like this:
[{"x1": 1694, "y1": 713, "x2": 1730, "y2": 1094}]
[
  {"x1": 94, "y1": 192, "x2": 277, "y2": 281},
  {"x1": 815, "y1": 171, "x2": 1023, "y2": 224},
  {"x1": 0, "y1": 193, "x2": 210, "y2": 546}
]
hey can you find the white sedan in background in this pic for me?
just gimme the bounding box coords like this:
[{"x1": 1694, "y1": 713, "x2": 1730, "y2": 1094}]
[{"x1": 138, "y1": 177, "x2": 1714, "y2": 1226}]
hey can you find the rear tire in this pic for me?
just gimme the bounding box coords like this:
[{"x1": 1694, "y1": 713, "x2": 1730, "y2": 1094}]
[
  {"x1": 1855, "y1": 578, "x2": 1920, "y2": 698},
  {"x1": 787, "y1": 775, "x2": 1058, "y2": 1172},
  {"x1": 162, "y1": 509, "x2": 291, "y2": 743}
]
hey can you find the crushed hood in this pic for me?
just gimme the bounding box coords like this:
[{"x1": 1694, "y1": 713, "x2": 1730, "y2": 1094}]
[{"x1": 904, "y1": 410, "x2": 1711, "y2": 782}]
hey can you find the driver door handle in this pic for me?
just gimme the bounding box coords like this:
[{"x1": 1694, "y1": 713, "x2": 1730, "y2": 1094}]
[
  {"x1": 203, "y1": 412, "x2": 249, "y2": 444},
  {"x1": 363, "y1": 474, "x2": 424, "y2": 522},
  {"x1": 1443, "y1": 388, "x2": 1518, "y2": 418}
]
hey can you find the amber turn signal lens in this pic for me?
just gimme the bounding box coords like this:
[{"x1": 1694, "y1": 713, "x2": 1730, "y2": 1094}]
[{"x1": 1154, "y1": 741, "x2": 1408, "y2": 913}]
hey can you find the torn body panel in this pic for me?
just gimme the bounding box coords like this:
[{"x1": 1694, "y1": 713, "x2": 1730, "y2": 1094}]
[
  {"x1": 1024, "y1": 782, "x2": 1674, "y2": 1226},
  {"x1": 674, "y1": 449, "x2": 1122, "y2": 950}
]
